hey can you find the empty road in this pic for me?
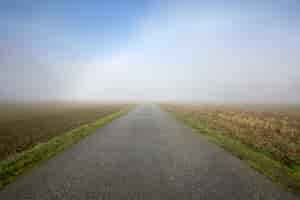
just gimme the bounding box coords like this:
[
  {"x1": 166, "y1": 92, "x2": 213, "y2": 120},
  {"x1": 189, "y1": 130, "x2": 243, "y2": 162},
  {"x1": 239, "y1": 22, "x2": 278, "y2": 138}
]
[{"x1": 0, "y1": 105, "x2": 298, "y2": 200}]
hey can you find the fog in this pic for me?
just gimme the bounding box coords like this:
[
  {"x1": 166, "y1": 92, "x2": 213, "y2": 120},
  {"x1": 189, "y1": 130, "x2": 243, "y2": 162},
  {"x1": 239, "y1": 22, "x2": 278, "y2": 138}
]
[{"x1": 1, "y1": 1, "x2": 300, "y2": 103}]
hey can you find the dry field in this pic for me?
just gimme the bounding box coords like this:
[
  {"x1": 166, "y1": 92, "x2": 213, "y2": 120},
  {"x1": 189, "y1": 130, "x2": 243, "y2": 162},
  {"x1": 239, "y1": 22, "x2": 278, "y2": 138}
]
[
  {"x1": 162, "y1": 103, "x2": 300, "y2": 166},
  {"x1": 0, "y1": 102, "x2": 128, "y2": 160}
]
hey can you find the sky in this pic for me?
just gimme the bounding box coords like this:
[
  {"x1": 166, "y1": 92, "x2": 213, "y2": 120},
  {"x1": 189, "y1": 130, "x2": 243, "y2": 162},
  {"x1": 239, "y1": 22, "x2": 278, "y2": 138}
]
[{"x1": 1, "y1": 0, "x2": 300, "y2": 103}]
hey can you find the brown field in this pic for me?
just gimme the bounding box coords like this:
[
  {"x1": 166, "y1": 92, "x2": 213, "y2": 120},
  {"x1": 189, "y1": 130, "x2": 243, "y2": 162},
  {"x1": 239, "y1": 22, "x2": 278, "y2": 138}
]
[
  {"x1": 161, "y1": 103, "x2": 300, "y2": 166},
  {"x1": 0, "y1": 102, "x2": 129, "y2": 160}
]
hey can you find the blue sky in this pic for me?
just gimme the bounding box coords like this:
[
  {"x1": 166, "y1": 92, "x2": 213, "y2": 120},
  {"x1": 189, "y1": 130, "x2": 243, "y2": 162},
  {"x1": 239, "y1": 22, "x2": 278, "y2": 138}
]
[
  {"x1": 1, "y1": 1, "x2": 152, "y2": 59},
  {"x1": 1, "y1": 1, "x2": 300, "y2": 102}
]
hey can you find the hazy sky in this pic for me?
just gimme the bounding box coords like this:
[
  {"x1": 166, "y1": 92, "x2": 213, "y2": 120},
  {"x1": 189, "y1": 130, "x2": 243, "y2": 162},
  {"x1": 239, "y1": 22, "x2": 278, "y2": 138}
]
[{"x1": 1, "y1": 0, "x2": 300, "y2": 103}]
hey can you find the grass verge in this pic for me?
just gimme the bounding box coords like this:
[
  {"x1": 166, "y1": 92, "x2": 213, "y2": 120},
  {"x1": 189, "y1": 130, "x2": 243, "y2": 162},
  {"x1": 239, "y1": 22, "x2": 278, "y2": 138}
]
[
  {"x1": 0, "y1": 107, "x2": 132, "y2": 189},
  {"x1": 167, "y1": 111, "x2": 300, "y2": 196}
]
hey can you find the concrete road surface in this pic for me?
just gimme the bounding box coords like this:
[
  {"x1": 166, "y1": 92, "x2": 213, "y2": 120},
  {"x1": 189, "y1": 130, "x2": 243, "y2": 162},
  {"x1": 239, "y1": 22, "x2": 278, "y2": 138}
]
[{"x1": 0, "y1": 105, "x2": 298, "y2": 200}]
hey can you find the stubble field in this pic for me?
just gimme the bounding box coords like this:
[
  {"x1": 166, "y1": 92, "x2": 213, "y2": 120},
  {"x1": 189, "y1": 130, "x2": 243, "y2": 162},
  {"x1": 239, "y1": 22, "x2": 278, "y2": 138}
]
[
  {"x1": 161, "y1": 103, "x2": 300, "y2": 192},
  {"x1": 0, "y1": 102, "x2": 128, "y2": 160}
]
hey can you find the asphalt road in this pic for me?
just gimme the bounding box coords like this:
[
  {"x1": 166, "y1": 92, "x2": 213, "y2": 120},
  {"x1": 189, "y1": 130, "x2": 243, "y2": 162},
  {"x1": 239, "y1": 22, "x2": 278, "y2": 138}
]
[{"x1": 0, "y1": 105, "x2": 298, "y2": 200}]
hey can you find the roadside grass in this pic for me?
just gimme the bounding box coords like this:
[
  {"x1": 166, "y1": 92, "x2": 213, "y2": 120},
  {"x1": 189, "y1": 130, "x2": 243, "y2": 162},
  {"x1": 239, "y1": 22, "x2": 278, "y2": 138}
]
[
  {"x1": 163, "y1": 105, "x2": 300, "y2": 196},
  {"x1": 0, "y1": 103, "x2": 129, "y2": 160},
  {"x1": 0, "y1": 107, "x2": 132, "y2": 189}
]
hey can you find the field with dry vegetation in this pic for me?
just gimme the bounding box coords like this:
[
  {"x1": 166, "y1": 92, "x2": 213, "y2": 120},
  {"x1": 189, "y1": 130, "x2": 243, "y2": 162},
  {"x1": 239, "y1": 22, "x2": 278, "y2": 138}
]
[
  {"x1": 0, "y1": 102, "x2": 129, "y2": 160},
  {"x1": 161, "y1": 103, "x2": 300, "y2": 192},
  {"x1": 162, "y1": 103, "x2": 300, "y2": 165}
]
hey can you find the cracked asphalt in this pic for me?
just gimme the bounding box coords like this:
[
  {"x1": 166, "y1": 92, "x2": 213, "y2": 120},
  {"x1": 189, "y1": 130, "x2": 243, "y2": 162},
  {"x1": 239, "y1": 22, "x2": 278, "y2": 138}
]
[{"x1": 0, "y1": 104, "x2": 298, "y2": 200}]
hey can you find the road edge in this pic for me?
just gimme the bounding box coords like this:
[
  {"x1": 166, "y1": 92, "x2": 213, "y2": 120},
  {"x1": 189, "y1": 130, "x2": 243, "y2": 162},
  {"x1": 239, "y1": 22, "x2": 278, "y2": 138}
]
[
  {"x1": 162, "y1": 107, "x2": 300, "y2": 197},
  {"x1": 0, "y1": 106, "x2": 134, "y2": 189}
]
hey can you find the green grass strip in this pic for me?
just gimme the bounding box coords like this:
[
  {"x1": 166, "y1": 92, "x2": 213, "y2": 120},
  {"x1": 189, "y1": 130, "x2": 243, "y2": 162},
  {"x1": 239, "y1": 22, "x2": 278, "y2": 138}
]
[
  {"x1": 0, "y1": 107, "x2": 132, "y2": 189},
  {"x1": 167, "y1": 111, "x2": 300, "y2": 196}
]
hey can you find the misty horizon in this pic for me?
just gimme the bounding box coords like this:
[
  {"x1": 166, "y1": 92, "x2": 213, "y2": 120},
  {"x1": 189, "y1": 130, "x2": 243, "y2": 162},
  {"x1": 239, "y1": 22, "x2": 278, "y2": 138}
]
[{"x1": 1, "y1": 1, "x2": 300, "y2": 103}]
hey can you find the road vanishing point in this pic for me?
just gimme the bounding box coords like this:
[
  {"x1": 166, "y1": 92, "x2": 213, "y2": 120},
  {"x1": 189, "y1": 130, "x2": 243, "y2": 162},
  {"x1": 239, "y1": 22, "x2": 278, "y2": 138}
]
[{"x1": 0, "y1": 105, "x2": 298, "y2": 200}]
